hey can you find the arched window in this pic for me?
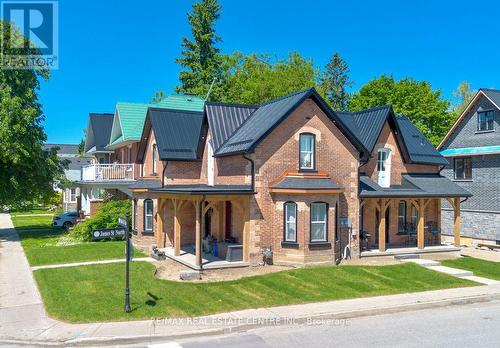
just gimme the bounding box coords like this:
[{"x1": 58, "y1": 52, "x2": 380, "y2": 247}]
[
  {"x1": 284, "y1": 202, "x2": 297, "y2": 242},
  {"x1": 299, "y1": 133, "x2": 315, "y2": 170},
  {"x1": 152, "y1": 144, "x2": 157, "y2": 175},
  {"x1": 144, "y1": 199, "x2": 153, "y2": 232},
  {"x1": 377, "y1": 148, "x2": 392, "y2": 187},
  {"x1": 398, "y1": 201, "x2": 406, "y2": 232},
  {"x1": 310, "y1": 202, "x2": 328, "y2": 242}
]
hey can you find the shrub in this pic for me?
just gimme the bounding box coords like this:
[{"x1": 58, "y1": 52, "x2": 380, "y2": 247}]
[{"x1": 71, "y1": 200, "x2": 131, "y2": 242}]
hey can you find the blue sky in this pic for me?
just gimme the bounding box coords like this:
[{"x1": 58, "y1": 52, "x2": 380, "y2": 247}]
[{"x1": 41, "y1": 0, "x2": 500, "y2": 144}]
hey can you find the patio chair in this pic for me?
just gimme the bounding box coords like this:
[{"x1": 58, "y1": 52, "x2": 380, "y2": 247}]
[{"x1": 426, "y1": 221, "x2": 440, "y2": 245}]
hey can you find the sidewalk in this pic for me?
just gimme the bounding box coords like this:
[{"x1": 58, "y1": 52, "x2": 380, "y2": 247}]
[{"x1": 1, "y1": 213, "x2": 500, "y2": 346}]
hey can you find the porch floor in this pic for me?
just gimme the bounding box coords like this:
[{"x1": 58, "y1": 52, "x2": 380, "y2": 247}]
[
  {"x1": 361, "y1": 244, "x2": 460, "y2": 258},
  {"x1": 162, "y1": 247, "x2": 249, "y2": 270}
]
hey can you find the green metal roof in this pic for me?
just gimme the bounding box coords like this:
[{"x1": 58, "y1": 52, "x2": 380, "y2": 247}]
[
  {"x1": 440, "y1": 145, "x2": 500, "y2": 157},
  {"x1": 108, "y1": 94, "x2": 205, "y2": 147}
]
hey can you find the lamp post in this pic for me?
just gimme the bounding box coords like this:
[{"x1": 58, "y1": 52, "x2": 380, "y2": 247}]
[{"x1": 124, "y1": 212, "x2": 131, "y2": 313}]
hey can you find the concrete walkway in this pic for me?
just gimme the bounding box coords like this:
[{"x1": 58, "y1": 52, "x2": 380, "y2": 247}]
[
  {"x1": 404, "y1": 258, "x2": 500, "y2": 285},
  {"x1": 31, "y1": 257, "x2": 155, "y2": 271},
  {"x1": 1, "y1": 213, "x2": 500, "y2": 346}
]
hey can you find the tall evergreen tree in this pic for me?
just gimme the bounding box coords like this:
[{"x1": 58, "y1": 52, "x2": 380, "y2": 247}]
[
  {"x1": 175, "y1": 0, "x2": 222, "y2": 100},
  {"x1": 319, "y1": 53, "x2": 353, "y2": 111},
  {"x1": 0, "y1": 21, "x2": 64, "y2": 208}
]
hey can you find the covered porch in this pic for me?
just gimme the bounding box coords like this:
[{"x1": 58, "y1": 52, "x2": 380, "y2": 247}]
[
  {"x1": 151, "y1": 185, "x2": 254, "y2": 270},
  {"x1": 359, "y1": 174, "x2": 471, "y2": 255}
]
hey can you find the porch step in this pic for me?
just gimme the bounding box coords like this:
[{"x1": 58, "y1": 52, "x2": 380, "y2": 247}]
[
  {"x1": 402, "y1": 258, "x2": 440, "y2": 267},
  {"x1": 394, "y1": 254, "x2": 420, "y2": 260}
]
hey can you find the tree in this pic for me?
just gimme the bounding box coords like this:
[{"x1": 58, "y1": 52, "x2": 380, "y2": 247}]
[
  {"x1": 221, "y1": 52, "x2": 317, "y2": 105},
  {"x1": 349, "y1": 75, "x2": 454, "y2": 145},
  {"x1": 319, "y1": 53, "x2": 353, "y2": 111},
  {"x1": 452, "y1": 81, "x2": 476, "y2": 115},
  {"x1": 0, "y1": 21, "x2": 64, "y2": 208},
  {"x1": 175, "y1": 0, "x2": 223, "y2": 100}
]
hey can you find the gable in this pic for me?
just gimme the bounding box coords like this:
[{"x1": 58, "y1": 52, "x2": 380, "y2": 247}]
[
  {"x1": 214, "y1": 88, "x2": 367, "y2": 157},
  {"x1": 438, "y1": 89, "x2": 500, "y2": 150},
  {"x1": 84, "y1": 113, "x2": 114, "y2": 153}
]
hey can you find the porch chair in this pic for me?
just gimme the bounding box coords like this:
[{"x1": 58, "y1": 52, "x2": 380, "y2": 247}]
[{"x1": 425, "y1": 221, "x2": 440, "y2": 246}]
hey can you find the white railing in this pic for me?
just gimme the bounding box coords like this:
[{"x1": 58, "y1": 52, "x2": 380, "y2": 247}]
[{"x1": 82, "y1": 164, "x2": 135, "y2": 181}]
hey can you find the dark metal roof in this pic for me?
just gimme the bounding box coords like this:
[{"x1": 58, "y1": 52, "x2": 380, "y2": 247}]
[
  {"x1": 336, "y1": 106, "x2": 392, "y2": 152},
  {"x1": 129, "y1": 179, "x2": 162, "y2": 190},
  {"x1": 271, "y1": 177, "x2": 343, "y2": 190},
  {"x1": 148, "y1": 108, "x2": 205, "y2": 161},
  {"x1": 150, "y1": 184, "x2": 254, "y2": 195},
  {"x1": 87, "y1": 113, "x2": 114, "y2": 152},
  {"x1": 214, "y1": 88, "x2": 368, "y2": 157},
  {"x1": 43, "y1": 144, "x2": 80, "y2": 155},
  {"x1": 205, "y1": 102, "x2": 257, "y2": 152},
  {"x1": 395, "y1": 116, "x2": 449, "y2": 166},
  {"x1": 480, "y1": 88, "x2": 500, "y2": 108},
  {"x1": 63, "y1": 156, "x2": 92, "y2": 170},
  {"x1": 359, "y1": 174, "x2": 471, "y2": 198}
]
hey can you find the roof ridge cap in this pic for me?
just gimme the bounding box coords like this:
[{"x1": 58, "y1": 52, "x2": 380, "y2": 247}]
[
  {"x1": 206, "y1": 101, "x2": 259, "y2": 108},
  {"x1": 259, "y1": 87, "x2": 313, "y2": 107}
]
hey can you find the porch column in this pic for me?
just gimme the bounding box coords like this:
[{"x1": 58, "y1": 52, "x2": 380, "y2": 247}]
[
  {"x1": 195, "y1": 200, "x2": 202, "y2": 267},
  {"x1": 242, "y1": 197, "x2": 250, "y2": 262},
  {"x1": 378, "y1": 199, "x2": 386, "y2": 252},
  {"x1": 217, "y1": 201, "x2": 225, "y2": 241},
  {"x1": 156, "y1": 199, "x2": 163, "y2": 247},
  {"x1": 417, "y1": 198, "x2": 425, "y2": 249},
  {"x1": 454, "y1": 197, "x2": 461, "y2": 247},
  {"x1": 174, "y1": 200, "x2": 181, "y2": 256}
]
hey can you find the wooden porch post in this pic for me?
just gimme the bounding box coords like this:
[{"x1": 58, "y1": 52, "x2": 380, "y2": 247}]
[
  {"x1": 454, "y1": 197, "x2": 461, "y2": 247},
  {"x1": 417, "y1": 198, "x2": 425, "y2": 249},
  {"x1": 378, "y1": 199, "x2": 386, "y2": 252},
  {"x1": 195, "y1": 200, "x2": 202, "y2": 267},
  {"x1": 174, "y1": 199, "x2": 181, "y2": 256},
  {"x1": 242, "y1": 197, "x2": 250, "y2": 262}
]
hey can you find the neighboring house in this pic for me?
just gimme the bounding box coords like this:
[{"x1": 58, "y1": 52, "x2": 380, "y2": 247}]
[
  {"x1": 438, "y1": 88, "x2": 500, "y2": 246},
  {"x1": 130, "y1": 88, "x2": 470, "y2": 269},
  {"x1": 77, "y1": 95, "x2": 204, "y2": 216},
  {"x1": 42, "y1": 143, "x2": 91, "y2": 212}
]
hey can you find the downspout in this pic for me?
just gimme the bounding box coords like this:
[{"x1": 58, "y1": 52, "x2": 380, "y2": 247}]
[
  {"x1": 243, "y1": 154, "x2": 255, "y2": 192},
  {"x1": 161, "y1": 161, "x2": 168, "y2": 188}
]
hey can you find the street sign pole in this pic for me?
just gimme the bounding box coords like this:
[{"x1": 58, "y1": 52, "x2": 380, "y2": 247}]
[{"x1": 123, "y1": 212, "x2": 131, "y2": 313}]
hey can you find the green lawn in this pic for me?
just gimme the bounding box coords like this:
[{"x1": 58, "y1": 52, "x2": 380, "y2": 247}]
[
  {"x1": 442, "y1": 256, "x2": 500, "y2": 281},
  {"x1": 33, "y1": 262, "x2": 476, "y2": 323},
  {"x1": 13, "y1": 215, "x2": 145, "y2": 266},
  {"x1": 9, "y1": 207, "x2": 54, "y2": 216}
]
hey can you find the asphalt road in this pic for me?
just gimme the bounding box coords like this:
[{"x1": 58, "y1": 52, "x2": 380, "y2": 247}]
[{"x1": 142, "y1": 300, "x2": 500, "y2": 348}]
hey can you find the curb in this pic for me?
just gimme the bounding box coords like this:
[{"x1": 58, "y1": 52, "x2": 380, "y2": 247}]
[{"x1": 1, "y1": 292, "x2": 499, "y2": 347}]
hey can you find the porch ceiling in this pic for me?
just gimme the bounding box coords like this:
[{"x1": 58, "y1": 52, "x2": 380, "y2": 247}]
[{"x1": 359, "y1": 174, "x2": 472, "y2": 198}]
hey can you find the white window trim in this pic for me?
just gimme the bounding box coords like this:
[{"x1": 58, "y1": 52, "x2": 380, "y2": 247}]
[
  {"x1": 299, "y1": 134, "x2": 315, "y2": 170},
  {"x1": 377, "y1": 148, "x2": 392, "y2": 188},
  {"x1": 69, "y1": 188, "x2": 77, "y2": 203},
  {"x1": 152, "y1": 144, "x2": 157, "y2": 175},
  {"x1": 284, "y1": 202, "x2": 297, "y2": 242},
  {"x1": 144, "y1": 200, "x2": 153, "y2": 232},
  {"x1": 310, "y1": 203, "x2": 327, "y2": 242}
]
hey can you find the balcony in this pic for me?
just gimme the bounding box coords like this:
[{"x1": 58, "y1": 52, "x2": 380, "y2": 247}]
[{"x1": 82, "y1": 164, "x2": 135, "y2": 181}]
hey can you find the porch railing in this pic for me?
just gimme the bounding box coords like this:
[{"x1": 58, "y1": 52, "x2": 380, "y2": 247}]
[{"x1": 82, "y1": 164, "x2": 135, "y2": 181}]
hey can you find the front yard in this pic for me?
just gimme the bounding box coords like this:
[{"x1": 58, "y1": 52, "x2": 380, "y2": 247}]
[
  {"x1": 34, "y1": 261, "x2": 476, "y2": 323},
  {"x1": 442, "y1": 256, "x2": 500, "y2": 281},
  {"x1": 12, "y1": 214, "x2": 145, "y2": 266}
]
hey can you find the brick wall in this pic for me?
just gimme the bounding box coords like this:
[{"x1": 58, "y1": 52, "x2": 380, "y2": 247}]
[
  {"x1": 362, "y1": 122, "x2": 439, "y2": 185},
  {"x1": 251, "y1": 98, "x2": 360, "y2": 263}
]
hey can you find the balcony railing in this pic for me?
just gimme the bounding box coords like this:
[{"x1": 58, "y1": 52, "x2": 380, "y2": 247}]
[{"x1": 82, "y1": 164, "x2": 135, "y2": 181}]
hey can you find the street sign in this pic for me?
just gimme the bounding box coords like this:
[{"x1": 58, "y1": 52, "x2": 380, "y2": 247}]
[
  {"x1": 118, "y1": 216, "x2": 127, "y2": 228},
  {"x1": 92, "y1": 227, "x2": 126, "y2": 240}
]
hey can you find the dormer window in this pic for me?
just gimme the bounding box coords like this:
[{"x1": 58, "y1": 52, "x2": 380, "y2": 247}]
[
  {"x1": 152, "y1": 144, "x2": 157, "y2": 175},
  {"x1": 478, "y1": 110, "x2": 494, "y2": 131},
  {"x1": 299, "y1": 133, "x2": 315, "y2": 171},
  {"x1": 377, "y1": 148, "x2": 392, "y2": 188}
]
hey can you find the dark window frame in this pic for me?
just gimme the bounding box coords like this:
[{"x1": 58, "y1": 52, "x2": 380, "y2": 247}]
[
  {"x1": 299, "y1": 133, "x2": 316, "y2": 172},
  {"x1": 477, "y1": 110, "x2": 495, "y2": 131},
  {"x1": 144, "y1": 199, "x2": 154, "y2": 232},
  {"x1": 283, "y1": 201, "x2": 298, "y2": 243},
  {"x1": 454, "y1": 157, "x2": 472, "y2": 180},
  {"x1": 310, "y1": 201, "x2": 328, "y2": 243}
]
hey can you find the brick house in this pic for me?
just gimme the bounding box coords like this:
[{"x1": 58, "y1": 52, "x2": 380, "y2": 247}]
[
  {"x1": 77, "y1": 95, "x2": 204, "y2": 216},
  {"x1": 130, "y1": 88, "x2": 470, "y2": 268},
  {"x1": 438, "y1": 88, "x2": 500, "y2": 246}
]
